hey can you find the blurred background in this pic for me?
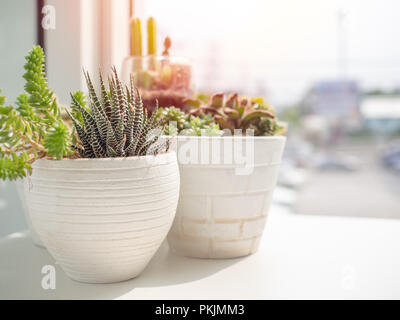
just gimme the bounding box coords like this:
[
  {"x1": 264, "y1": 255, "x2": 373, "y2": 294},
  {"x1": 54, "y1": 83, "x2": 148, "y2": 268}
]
[{"x1": 1, "y1": 0, "x2": 400, "y2": 237}]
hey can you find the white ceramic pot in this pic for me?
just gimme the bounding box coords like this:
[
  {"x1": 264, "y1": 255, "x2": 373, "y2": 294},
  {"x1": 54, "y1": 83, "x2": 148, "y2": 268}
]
[
  {"x1": 26, "y1": 152, "x2": 180, "y2": 283},
  {"x1": 167, "y1": 136, "x2": 286, "y2": 259},
  {"x1": 15, "y1": 179, "x2": 44, "y2": 247}
]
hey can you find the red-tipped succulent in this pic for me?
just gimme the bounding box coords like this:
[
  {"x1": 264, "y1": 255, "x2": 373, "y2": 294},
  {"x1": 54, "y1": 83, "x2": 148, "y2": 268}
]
[{"x1": 184, "y1": 93, "x2": 282, "y2": 135}]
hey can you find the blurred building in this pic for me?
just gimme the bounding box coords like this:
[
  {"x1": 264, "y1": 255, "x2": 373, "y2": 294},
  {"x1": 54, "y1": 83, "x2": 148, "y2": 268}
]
[
  {"x1": 361, "y1": 96, "x2": 400, "y2": 134},
  {"x1": 300, "y1": 80, "x2": 362, "y2": 146},
  {"x1": 303, "y1": 80, "x2": 361, "y2": 118}
]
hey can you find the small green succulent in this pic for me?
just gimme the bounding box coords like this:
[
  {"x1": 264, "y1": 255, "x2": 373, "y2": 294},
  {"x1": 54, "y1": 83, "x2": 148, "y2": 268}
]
[
  {"x1": 68, "y1": 68, "x2": 167, "y2": 158},
  {"x1": 156, "y1": 106, "x2": 223, "y2": 136},
  {"x1": 249, "y1": 98, "x2": 286, "y2": 136},
  {"x1": 0, "y1": 46, "x2": 72, "y2": 180}
]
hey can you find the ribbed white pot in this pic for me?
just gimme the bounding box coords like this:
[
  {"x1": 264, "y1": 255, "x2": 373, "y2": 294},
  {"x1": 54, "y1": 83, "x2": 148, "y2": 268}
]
[
  {"x1": 167, "y1": 136, "x2": 286, "y2": 259},
  {"x1": 26, "y1": 152, "x2": 180, "y2": 283},
  {"x1": 15, "y1": 179, "x2": 44, "y2": 247}
]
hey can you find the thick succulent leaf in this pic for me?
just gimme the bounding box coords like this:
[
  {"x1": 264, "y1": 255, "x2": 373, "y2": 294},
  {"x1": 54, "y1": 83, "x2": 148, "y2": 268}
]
[
  {"x1": 90, "y1": 130, "x2": 105, "y2": 158},
  {"x1": 44, "y1": 123, "x2": 71, "y2": 160},
  {"x1": 131, "y1": 87, "x2": 143, "y2": 142},
  {"x1": 183, "y1": 99, "x2": 201, "y2": 109},
  {"x1": 137, "y1": 136, "x2": 158, "y2": 156},
  {"x1": 143, "y1": 108, "x2": 148, "y2": 125},
  {"x1": 241, "y1": 110, "x2": 275, "y2": 130},
  {"x1": 242, "y1": 109, "x2": 275, "y2": 122},
  {"x1": 214, "y1": 115, "x2": 235, "y2": 132},
  {"x1": 223, "y1": 107, "x2": 239, "y2": 118},
  {"x1": 112, "y1": 67, "x2": 128, "y2": 124},
  {"x1": 84, "y1": 71, "x2": 103, "y2": 115},
  {"x1": 196, "y1": 93, "x2": 210, "y2": 104},
  {"x1": 190, "y1": 106, "x2": 224, "y2": 117},
  {"x1": 99, "y1": 72, "x2": 112, "y2": 120},
  {"x1": 72, "y1": 144, "x2": 86, "y2": 158},
  {"x1": 124, "y1": 102, "x2": 135, "y2": 147},
  {"x1": 125, "y1": 137, "x2": 139, "y2": 157},
  {"x1": 66, "y1": 110, "x2": 94, "y2": 157},
  {"x1": 115, "y1": 118, "x2": 124, "y2": 143},
  {"x1": 70, "y1": 91, "x2": 88, "y2": 126},
  {"x1": 106, "y1": 120, "x2": 118, "y2": 148},
  {"x1": 224, "y1": 93, "x2": 239, "y2": 109},
  {"x1": 106, "y1": 144, "x2": 117, "y2": 157},
  {"x1": 210, "y1": 93, "x2": 224, "y2": 108},
  {"x1": 115, "y1": 138, "x2": 126, "y2": 157},
  {"x1": 109, "y1": 79, "x2": 121, "y2": 130},
  {"x1": 84, "y1": 71, "x2": 108, "y2": 141},
  {"x1": 138, "y1": 104, "x2": 159, "y2": 149}
]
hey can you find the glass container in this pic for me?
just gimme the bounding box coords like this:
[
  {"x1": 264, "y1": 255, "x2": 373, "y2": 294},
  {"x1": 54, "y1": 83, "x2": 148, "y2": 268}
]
[{"x1": 121, "y1": 56, "x2": 194, "y2": 111}]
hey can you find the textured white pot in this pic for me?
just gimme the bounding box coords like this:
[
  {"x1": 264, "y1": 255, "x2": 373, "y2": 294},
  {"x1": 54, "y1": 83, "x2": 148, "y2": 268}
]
[
  {"x1": 15, "y1": 179, "x2": 44, "y2": 247},
  {"x1": 167, "y1": 136, "x2": 286, "y2": 259},
  {"x1": 26, "y1": 152, "x2": 180, "y2": 283}
]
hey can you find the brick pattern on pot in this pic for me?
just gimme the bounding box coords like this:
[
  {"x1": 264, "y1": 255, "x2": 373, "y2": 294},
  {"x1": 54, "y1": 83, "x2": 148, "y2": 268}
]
[
  {"x1": 168, "y1": 191, "x2": 270, "y2": 258},
  {"x1": 167, "y1": 137, "x2": 286, "y2": 259}
]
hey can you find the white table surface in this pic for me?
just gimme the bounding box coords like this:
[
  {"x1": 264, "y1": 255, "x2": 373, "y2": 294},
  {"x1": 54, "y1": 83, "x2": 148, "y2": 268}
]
[{"x1": 1, "y1": 205, "x2": 400, "y2": 300}]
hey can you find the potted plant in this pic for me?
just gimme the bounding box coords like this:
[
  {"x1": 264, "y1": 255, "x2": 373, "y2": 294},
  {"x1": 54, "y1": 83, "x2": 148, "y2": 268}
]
[
  {"x1": 156, "y1": 94, "x2": 286, "y2": 259},
  {"x1": 0, "y1": 46, "x2": 180, "y2": 283},
  {"x1": 0, "y1": 47, "x2": 72, "y2": 246}
]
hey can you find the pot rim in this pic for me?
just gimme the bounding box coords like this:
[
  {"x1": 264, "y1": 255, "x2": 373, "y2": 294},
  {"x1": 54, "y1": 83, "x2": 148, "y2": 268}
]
[
  {"x1": 163, "y1": 135, "x2": 287, "y2": 141},
  {"x1": 123, "y1": 55, "x2": 192, "y2": 65},
  {"x1": 33, "y1": 150, "x2": 176, "y2": 163}
]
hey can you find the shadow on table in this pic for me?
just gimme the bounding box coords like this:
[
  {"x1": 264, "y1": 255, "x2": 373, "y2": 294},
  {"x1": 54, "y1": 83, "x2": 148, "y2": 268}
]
[{"x1": 0, "y1": 232, "x2": 242, "y2": 300}]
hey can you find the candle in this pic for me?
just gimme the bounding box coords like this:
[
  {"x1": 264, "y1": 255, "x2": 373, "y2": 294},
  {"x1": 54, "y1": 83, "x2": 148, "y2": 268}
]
[
  {"x1": 131, "y1": 18, "x2": 142, "y2": 56},
  {"x1": 147, "y1": 17, "x2": 157, "y2": 55}
]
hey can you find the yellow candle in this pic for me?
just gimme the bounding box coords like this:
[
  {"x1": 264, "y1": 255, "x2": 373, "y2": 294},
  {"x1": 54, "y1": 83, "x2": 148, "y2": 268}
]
[
  {"x1": 147, "y1": 17, "x2": 157, "y2": 55},
  {"x1": 130, "y1": 18, "x2": 135, "y2": 56},
  {"x1": 131, "y1": 18, "x2": 142, "y2": 56}
]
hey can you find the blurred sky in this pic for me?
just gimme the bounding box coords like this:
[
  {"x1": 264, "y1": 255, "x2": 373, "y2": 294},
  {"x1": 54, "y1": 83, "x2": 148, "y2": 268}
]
[{"x1": 142, "y1": 0, "x2": 400, "y2": 105}]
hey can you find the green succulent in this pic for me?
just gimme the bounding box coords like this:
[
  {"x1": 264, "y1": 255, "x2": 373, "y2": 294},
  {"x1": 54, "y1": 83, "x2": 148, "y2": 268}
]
[
  {"x1": 68, "y1": 68, "x2": 167, "y2": 158},
  {"x1": 249, "y1": 98, "x2": 286, "y2": 136},
  {"x1": 0, "y1": 46, "x2": 72, "y2": 181},
  {"x1": 185, "y1": 93, "x2": 285, "y2": 136},
  {"x1": 155, "y1": 106, "x2": 186, "y2": 135},
  {"x1": 156, "y1": 106, "x2": 223, "y2": 136},
  {"x1": 184, "y1": 114, "x2": 223, "y2": 136}
]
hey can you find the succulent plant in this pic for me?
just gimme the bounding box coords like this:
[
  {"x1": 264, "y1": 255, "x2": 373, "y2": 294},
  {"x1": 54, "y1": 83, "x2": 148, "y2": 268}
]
[
  {"x1": 68, "y1": 68, "x2": 166, "y2": 158},
  {"x1": 0, "y1": 46, "x2": 72, "y2": 180},
  {"x1": 155, "y1": 106, "x2": 223, "y2": 136},
  {"x1": 185, "y1": 93, "x2": 285, "y2": 136}
]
